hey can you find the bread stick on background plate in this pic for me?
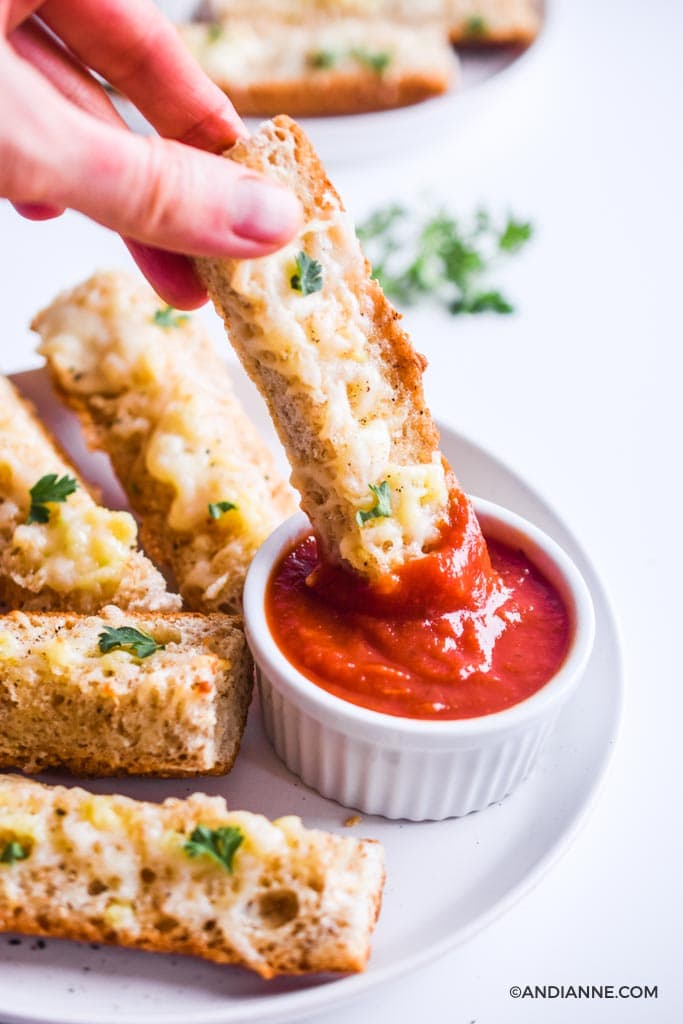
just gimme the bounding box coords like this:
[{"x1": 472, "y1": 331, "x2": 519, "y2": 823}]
[
  {"x1": 0, "y1": 608, "x2": 251, "y2": 776},
  {"x1": 0, "y1": 375, "x2": 179, "y2": 614},
  {"x1": 204, "y1": 0, "x2": 541, "y2": 45},
  {"x1": 0, "y1": 774, "x2": 384, "y2": 977},
  {"x1": 195, "y1": 116, "x2": 484, "y2": 581},
  {"x1": 180, "y1": 18, "x2": 457, "y2": 117},
  {"x1": 34, "y1": 272, "x2": 297, "y2": 614}
]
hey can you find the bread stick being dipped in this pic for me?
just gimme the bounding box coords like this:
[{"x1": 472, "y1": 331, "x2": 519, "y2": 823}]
[{"x1": 194, "y1": 115, "x2": 487, "y2": 584}]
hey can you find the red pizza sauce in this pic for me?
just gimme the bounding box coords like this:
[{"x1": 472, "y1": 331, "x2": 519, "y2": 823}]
[{"x1": 266, "y1": 497, "x2": 571, "y2": 721}]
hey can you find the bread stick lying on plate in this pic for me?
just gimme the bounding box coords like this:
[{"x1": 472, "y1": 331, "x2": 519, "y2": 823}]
[
  {"x1": 0, "y1": 608, "x2": 252, "y2": 775},
  {"x1": 34, "y1": 272, "x2": 297, "y2": 614},
  {"x1": 180, "y1": 18, "x2": 457, "y2": 117},
  {"x1": 194, "y1": 115, "x2": 480, "y2": 581},
  {"x1": 204, "y1": 0, "x2": 541, "y2": 46},
  {"x1": 0, "y1": 376, "x2": 179, "y2": 614},
  {"x1": 0, "y1": 774, "x2": 384, "y2": 976}
]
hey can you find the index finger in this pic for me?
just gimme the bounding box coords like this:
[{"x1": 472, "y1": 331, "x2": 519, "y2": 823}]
[{"x1": 39, "y1": 0, "x2": 246, "y2": 151}]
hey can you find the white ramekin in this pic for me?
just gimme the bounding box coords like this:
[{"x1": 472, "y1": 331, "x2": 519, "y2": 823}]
[{"x1": 244, "y1": 498, "x2": 595, "y2": 821}]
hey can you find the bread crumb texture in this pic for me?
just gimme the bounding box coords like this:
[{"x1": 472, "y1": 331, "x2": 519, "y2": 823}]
[
  {"x1": 0, "y1": 775, "x2": 385, "y2": 976},
  {"x1": 0, "y1": 376, "x2": 178, "y2": 614},
  {"x1": 33, "y1": 272, "x2": 296, "y2": 613}
]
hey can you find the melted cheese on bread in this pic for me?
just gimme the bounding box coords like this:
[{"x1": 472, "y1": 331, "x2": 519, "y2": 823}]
[{"x1": 0, "y1": 376, "x2": 178, "y2": 612}]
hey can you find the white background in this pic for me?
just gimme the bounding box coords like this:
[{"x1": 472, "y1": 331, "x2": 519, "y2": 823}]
[{"x1": 0, "y1": 0, "x2": 681, "y2": 1020}]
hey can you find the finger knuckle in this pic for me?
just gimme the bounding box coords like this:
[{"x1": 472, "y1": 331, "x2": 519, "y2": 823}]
[{"x1": 131, "y1": 138, "x2": 187, "y2": 237}]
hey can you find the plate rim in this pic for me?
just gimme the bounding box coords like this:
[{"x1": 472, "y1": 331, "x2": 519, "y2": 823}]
[{"x1": 0, "y1": 412, "x2": 624, "y2": 1024}]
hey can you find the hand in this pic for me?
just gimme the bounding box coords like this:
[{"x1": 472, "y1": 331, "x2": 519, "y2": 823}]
[{"x1": 0, "y1": 0, "x2": 302, "y2": 307}]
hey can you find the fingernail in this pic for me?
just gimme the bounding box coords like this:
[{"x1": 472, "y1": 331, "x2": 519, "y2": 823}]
[{"x1": 231, "y1": 176, "x2": 302, "y2": 243}]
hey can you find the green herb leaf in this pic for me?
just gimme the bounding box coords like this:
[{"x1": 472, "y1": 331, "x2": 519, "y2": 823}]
[
  {"x1": 290, "y1": 252, "x2": 323, "y2": 296},
  {"x1": 465, "y1": 15, "x2": 488, "y2": 37},
  {"x1": 498, "y1": 217, "x2": 533, "y2": 252},
  {"x1": 98, "y1": 626, "x2": 165, "y2": 659},
  {"x1": 27, "y1": 473, "x2": 78, "y2": 525},
  {"x1": 308, "y1": 48, "x2": 337, "y2": 69},
  {"x1": 208, "y1": 500, "x2": 238, "y2": 520},
  {"x1": 451, "y1": 291, "x2": 514, "y2": 315},
  {"x1": 356, "y1": 203, "x2": 406, "y2": 243},
  {"x1": 357, "y1": 203, "x2": 532, "y2": 316},
  {"x1": 183, "y1": 824, "x2": 243, "y2": 872},
  {"x1": 153, "y1": 305, "x2": 189, "y2": 329},
  {"x1": 351, "y1": 47, "x2": 392, "y2": 73},
  {"x1": 356, "y1": 480, "x2": 392, "y2": 526},
  {"x1": 207, "y1": 23, "x2": 223, "y2": 42},
  {"x1": 0, "y1": 841, "x2": 29, "y2": 865}
]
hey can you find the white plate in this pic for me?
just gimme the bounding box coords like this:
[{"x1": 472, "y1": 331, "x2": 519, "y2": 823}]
[
  {"x1": 112, "y1": 4, "x2": 546, "y2": 166},
  {"x1": 0, "y1": 366, "x2": 622, "y2": 1024}
]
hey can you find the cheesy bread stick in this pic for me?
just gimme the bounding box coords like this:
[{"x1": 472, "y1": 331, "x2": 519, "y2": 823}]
[
  {"x1": 180, "y1": 18, "x2": 457, "y2": 117},
  {"x1": 204, "y1": 0, "x2": 541, "y2": 45},
  {"x1": 34, "y1": 272, "x2": 297, "y2": 614},
  {"x1": 0, "y1": 774, "x2": 384, "y2": 976},
  {"x1": 195, "y1": 116, "x2": 463, "y2": 580},
  {"x1": 0, "y1": 608, "x2": 251, "y2": 776}
]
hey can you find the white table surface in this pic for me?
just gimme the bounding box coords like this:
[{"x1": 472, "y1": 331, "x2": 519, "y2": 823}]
[{"x1": 0, "y1": 0, "x2": 680, "y2": 1019}]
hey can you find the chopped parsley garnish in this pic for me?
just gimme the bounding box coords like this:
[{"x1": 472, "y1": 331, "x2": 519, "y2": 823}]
[
  {"x1": 308, "y1": 48, "x2": 337, "y2": 69},
  {"x1": 356, "y1": 480, "x2": 392, "y2": 526},
  {"x1": 465, "y1": 15, "x2": 488, "y2": 37},
  {"x1": 207, "y1": 23, "x2": 223, "y2": 42},
  {"x1": 26, "y1": 474, "x2": 78, "y2": 525},
  {"x1": 98, "y1": 626, "x2": 165, "y2": 659},
  {"x1": 351, "y1": 47, "x2": 392, "y2": 74},
  {"x1": 152, "y1": 305, "x2": 189, "y2": 329},
  {"x1": 357, "y1": 204, "x2": 533, "y2": 316},
  {"x1": 208, "y1": 500, "x2": 238, "y2": 520},
  {"x1": 0, "y1": 841, "x2": 29, "y2": 865},
  {"x1": 290, "y1": 252, "x2": 323, "y2": 296},
  {"x1": 183, "y1": 824, "x2": 243, "y2": 872},
  {"x1": 498, "y1": 217, "x2": 533, "y2": 252}
]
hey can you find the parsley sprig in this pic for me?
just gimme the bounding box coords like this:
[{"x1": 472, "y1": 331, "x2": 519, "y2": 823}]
[
  {"x1": 290, "y1": 251, "x2": 324, "y2": 296},
  {"x1": 350, "y1": 47, "x2": 392, "y2": 74},
  {"x1": 183, "y1": 824, "x2": 243, "y2": 872},
  {"x1": 465, "y1": 15, "x2": 488, "y2": 38},
  {"x1": 357, "y1": 204, "x2": 533, "y2": 316},
  {"x1": 26, "y1": 474, "x2": 78, "y2": 525},
  {"x1": 356, "y1": 480, "x2": 392, "y2": 526},
  {"x1": 307, "y1": 47, "x2": 392, "y2": 73},
  {"x1": 208, "y1": 501, "x2": 238, "y2": 520},
  {"x1": 0, "y1": 840, "x2": 29, "y2": 865},
  {"x1": 308, "y1": 49, "x2": 337, "y2": 69},
  {"x1": 98, "y1": 626, "x2": 165, "y2": 659},
  {"x1": 153, "y1": 306, "x2": 189, "y2": 329}
]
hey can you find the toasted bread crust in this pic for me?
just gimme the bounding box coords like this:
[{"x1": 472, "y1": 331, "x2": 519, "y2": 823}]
[
  {"x1": 0, "y1": 609, "x2": 252, "y2": 776},
  {"x1": 0, "y1": 776, "x2": 385, "y2": 976},
  {"x1": 211, "y1": 68, "x2": 451, "y2": 117}
]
